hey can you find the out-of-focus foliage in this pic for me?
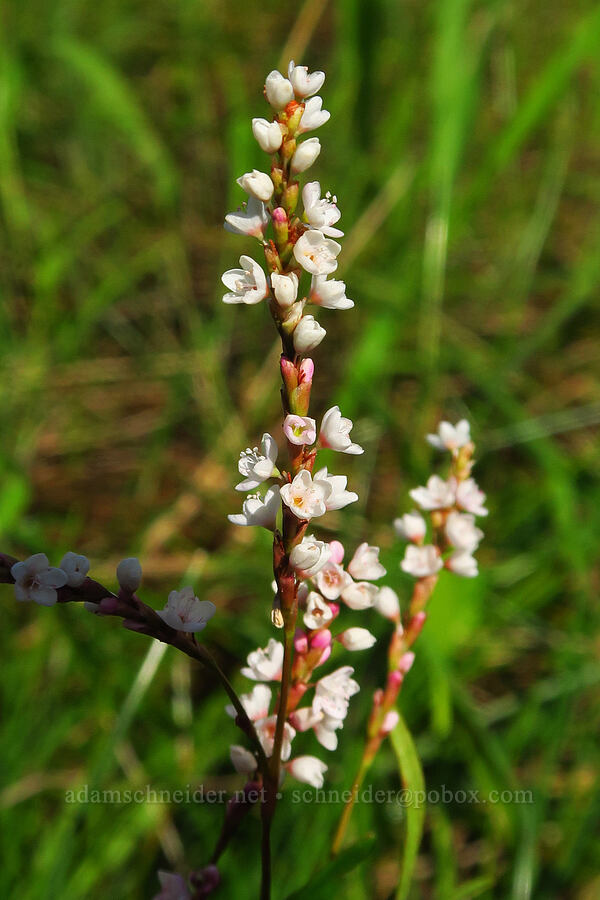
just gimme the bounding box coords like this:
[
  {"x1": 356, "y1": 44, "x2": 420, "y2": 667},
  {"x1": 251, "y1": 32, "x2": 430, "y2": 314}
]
[{"x1": 1, "y1": 0, "x2": 599, "y2": 897}]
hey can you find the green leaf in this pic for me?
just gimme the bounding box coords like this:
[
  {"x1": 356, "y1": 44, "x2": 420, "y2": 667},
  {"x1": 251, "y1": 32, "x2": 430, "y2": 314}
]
[
  {"x1": 390, "y1": 712, "x2": 426, "y2": 900},
  {"x1": 285, "y1": 836, "x2": 376, "y2": 900}
]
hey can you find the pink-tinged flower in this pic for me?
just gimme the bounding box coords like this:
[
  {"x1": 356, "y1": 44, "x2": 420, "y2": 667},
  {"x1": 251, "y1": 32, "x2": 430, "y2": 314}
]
[
  {"x1": 116, "y1": 557, "x2": 142, "y2": 592},
  {"x1": 153, "y1": 870, "x2": 190, "y2": 900},
  {"x1": 315, "y1": 560, "x2": 352, "y2": 600},
  {"x1": 398, "y1": 651, "x2": 415, "y2": 674},
  {"x1": 289, "y1": 536, "x2": 331, "y2": 578},
  {"x1": 374, "y1": 586, "x2": 401, "y2": 621},
  {"x1": 336, "y1": 627, "x2": 376, "y2": 651},
  {"x1": 303, "y1": 590, "x2": 334, "y2": 630},
  {"x1": 280, "y1": 469, "x2": 331, "y2": 520},
  {"x1": 347, "y1": 543, "x2": 386, "y2": 580},
  {"x1": 381, "y1": 710, "x2": 400, "y2": 735},
  {"x1": 226, "y1": 684, "x2": 271, "y2": 721},
  {"x1": 293, "y1": 230, "x2": 340, "y2": 275},
  {"x1": 230, "y1": 745, "x2": 257, "y2": 775},
  {"x1": 298, "y1": 97, "x2": 330, "y2": 133},
  {"x1": 236, "y1": 169, "x2": 274, "y2": 202},
  {"x1": 264, "y1": 70, "x2": 294, "y2": 109},
  {"x1": 409, "y1": 475, "x2": 456, "y2": 510},
  {"x1": 445, "y1": 511, "x2": 484, "y2": 552},
  {"x1": 251, "y1": 117, "x2": 283, "y2": 152},
  {"x1": 313, "y1": 666, "x2": 360, "y2": 719},
  {"x1": 11, "y1": 553, "x2": 67, "y2": 606},
  {"x1": 289, "y1": 706, "x2": 323, "y2": 732},
  {"x1": 283, "y1": 414, "x2": 317, "y2": 446},
  {"x1": 293, "y1": 315, "x2": 326, "y2": 353},
  {"x1": 287, "y1": 755, "x2": 328, "y2": 788},
  {"x1": 319, "y1": 406, "x2": 363, "y2": 455},
  {"x1": 271, "y1": 272, "x2": 298, "y2": 308},
  {"x1": 341, "y1": 581, "x2": 378, "y2": 610},
  {"x1": 456, "y1": 478, "x2": 488, "y2": 516},
  {"x1": 310, "y1": 274, "x2": 353, "y2": 309},
  {"x1": 221, "y1": 255, "x2": 268, "y2": 304},
  {"x1": 224, "y1": 196, "x2": 270, "y2": 239},
  {"x1": 241, "y1": 638, "x2": 284, "y2": 681},
  {"x1": 255, "y1": 715, "x2": 296, "y2": 760},
  {"x1": 446, "y1": 551, "x2": 478, "y2": 577},
  {"x1": 291, "y1": 138, "x2": 321, "y2": 173},
  {"x1": 394, "y1": 512, "x2": 427, "y2": 542},
  {"x1": 427, "y1": 419, "x2": 471, "y2": 452},
  {"x1": 400, "y1": 545, "x2": 442, "y2": 578},
  {"x1": 59, "y1": 552, "x2": 90, "y2": 588},
  {"x1": 314, "y1": 712, "x2": 345, "y2": 750},
  {"x1": 328, "y1": 540, "x2": 345, "y2": 564},
  {"x1": 236, "y1": 433, "x2": 278, "y2": 492},
  {"x1": 157, "y1": 587, "x2": 216, "y2": 633},
  {"x1": 288, "y1": 60, "x2": 325, "y2": 98},
  {"x1": 228, "y1": 485, "x2": 281, "y2": 529},
  {"x1": 313, "y1": 468, "x2": 359, "y2": 512},
  {"x1": 302, "y1": 182, "x2": 343, "y2": 236}
]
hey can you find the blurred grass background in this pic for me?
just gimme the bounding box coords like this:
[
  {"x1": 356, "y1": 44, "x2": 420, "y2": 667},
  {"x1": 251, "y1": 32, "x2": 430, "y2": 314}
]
[{"x1": 1, "y1": 0, "x2": 599, "y2": 897}]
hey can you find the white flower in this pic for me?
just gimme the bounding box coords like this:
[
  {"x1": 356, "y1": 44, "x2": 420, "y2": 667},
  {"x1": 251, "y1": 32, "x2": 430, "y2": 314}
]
[
  {"x1": 224, "y1": 196, "x2": 270, "y2": 239},
  {"x1": 319, "y1": 406, "x2": 363, "y2": 455},
  {"x1": 303, "y1": 591, "x2": 333, "y2": 630},
  {"x1": 230, "y1": 745, "x2": 257, "y2": 775},
  {"x1": 228, "y1": 485, "x2": 281, "y2": 529},
  {"x1": 315, "y1": 561, "x2": 352, "y2": 600},
  {"x1": 310, "y1": 275, "x2": 353, "y2": 309},
  {"x1": 287, "y1": 755, "x2": 328, "y2": 788},
  {"x1": 236, "y1": 433, "x2": 278, "y2": 492},
  {"x1": 59, "y1": 552, "x2": 90, "y2": 588},
  {"x1": 447, "y1": 551, "x2": 478, "y2": 577},
  {"x1": 400, "y1": 545, "x2": 443, "y2": 578},
  {"x1": 271, "y1": 272, "x2": 298, "y2": 308},
  {"x1": 154, "y1": 870, "x2": 190, "y2": 900},
  {"x1": 222, "y1": 255, "x2": 268, "y2": 305},
  {"x1": 374, "y1": 586, "x2": 401, "y2": 620},
  {"x1": 298, "y1": 96, "x2": 330, "y2": 133},
  {"x1": 336, "y1": 627, "x2": 376, "y2": 651},
  {"x1": 445, "y1": 511, "x2": 484, "y2": 552},
  {"x1": 11, "y1": 553, "x2": 67, "y2": 606},
  {"x1": 264, "y1": 70, "x2": 294, "y2": 109},
  {"x1": 347, "y1": 543, "x2": 386, "y2": 580},
  {"x1": 293, "y1": 230, "x2": 340, "y2": 275},
  {"x1": 289, "y1": 537, "x2": 331, "y2": 578},
  {"x1": 290, "y1": 706, "x2": 323, "y2": 732},
  {"x1": 314, "y1": 712, "x2": 345, "y2": 750},
  {"x1": 157, "y1": 587, "x2": 216, "y2": 633},
  {"x1": 226, "y1": 684, "x2": 272, "y2": 721},
  {"x1": 456, "y1": 478, "x2": 488, "y2": 516},
  {"x1": 302, "y1": 182, "x2": 343, "y2": 237},
  {"x1": 313, "y1": 666, "x2": 359, "y2": 719},
  {"x1": 116, "y1": 557, "x2": 142, "y2": 592},
  {"x1": 341, "y1": 581, "x2": 378, "y2": 610},
  {"x1": 293, "y1": 315, "x2": 326, "y2": 353},
  {"x1": 283, "y1": 414, "x2": 317, "y2": 446},
  {"x1": 280, "y1": 469, "x2": 331, "y2": 520},
  {"x1": 251, "y1": 117, "x2": 283, "y2": 153},
  {"x1": 313, "y1": 467, "x2": 358, "y2": 510},
  {"x1": 288, "y1": 60, "x2": 325, "y2": 98},
  {"x1": 427, "y1": 419, "x2": 471, "y2": 452},
  {"x1": 255, "y1": 715, "x2": 296, "y2": 760},
  {"x1": 236, "y1": 169, "x2": 274, "y2": 202},
  {"x1": 241, "y1": 638, "x2": 284, "y2": 681},
  {"x1": 394, "y1": 512, "x2": 427, "y2": 542},
  {"x1": 409, "y1": 475, "x2": 456, "y2": 510},
  {"x1": 291, "y1": 137, "x2": 321, "y2": 173}
]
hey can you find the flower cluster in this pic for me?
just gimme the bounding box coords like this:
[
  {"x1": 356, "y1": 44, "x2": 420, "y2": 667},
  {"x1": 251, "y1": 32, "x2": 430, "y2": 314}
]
[
  {"x1": 228, "y1": 539, "x2": 386, "y2": 787},
  {"x1": 396, "y1": 419, "x2": 487, "y2": 580}
]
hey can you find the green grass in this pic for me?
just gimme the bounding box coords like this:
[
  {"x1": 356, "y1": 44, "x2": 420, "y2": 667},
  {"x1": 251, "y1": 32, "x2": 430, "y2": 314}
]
[{"x1": 1, "y1": 0, "x2": 600, "y2": 897}]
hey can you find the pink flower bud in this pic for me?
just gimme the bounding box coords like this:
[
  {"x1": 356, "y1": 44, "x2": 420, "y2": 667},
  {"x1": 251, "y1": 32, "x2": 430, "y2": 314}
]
[
  {"x1": 398, "y1": 651, "x2": 415, "y2": 674},
  {"x1": 328, "y1": 540, "x2": 345, "y2": 564},
  {"x1": 327, "y1": 602, "x2": 340, "y2": 618},
  {"x1": 298, "y1": 358, "x2": 314, "y2": 383},
  {"x1": 294, "y1": 629, "x2": 308, "y2": 654},
  {"x1": 387, "y1": 669, "x2": 404, "y2": 691},
  {"x1": 310, "y1": 628, "x2": 332, "y2": 650},
  {"x1": 381, "y1": 710, "x2": 400, "y2": 735},
  {"x1": 317, "y1": 646, "x2": 331, "y2": 666},
  {"x1": 272, "y1": 206, "x2": 287, "y2": 225}
]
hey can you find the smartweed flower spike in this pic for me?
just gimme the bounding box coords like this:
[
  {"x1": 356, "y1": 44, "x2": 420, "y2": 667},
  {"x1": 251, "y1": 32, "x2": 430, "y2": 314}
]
[{"x1": 222, "y1": 61, "x2": 390, "y2": 791}]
